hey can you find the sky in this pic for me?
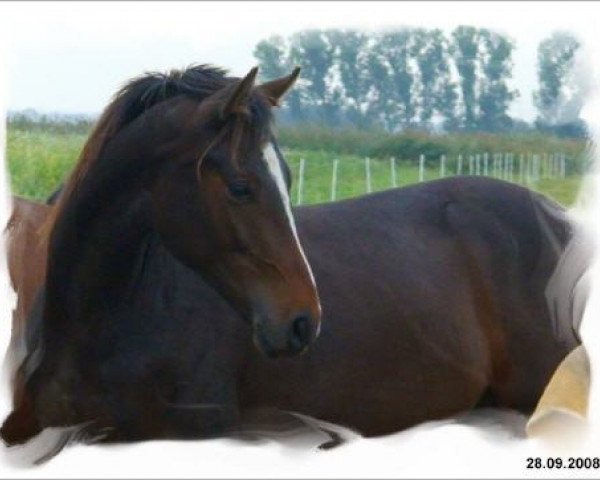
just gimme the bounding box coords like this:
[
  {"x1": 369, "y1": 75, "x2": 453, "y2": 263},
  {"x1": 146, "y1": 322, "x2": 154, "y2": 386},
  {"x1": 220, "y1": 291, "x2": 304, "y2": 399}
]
[{"x1": 0, "y1": 1, "x2": 597, "y2": 122}]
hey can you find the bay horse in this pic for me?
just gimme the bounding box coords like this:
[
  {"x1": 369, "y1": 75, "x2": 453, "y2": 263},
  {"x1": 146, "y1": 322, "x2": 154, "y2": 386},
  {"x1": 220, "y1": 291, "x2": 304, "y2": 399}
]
[
  {"x1": 4, "y1": 197, "x2": 51, "y2": 352},
  {"x1": 1, "y1": 66, "x2": 580, "y2": 454},
  {"x1": 1, "y1": 65, "x2": 323, "y2": 445}
]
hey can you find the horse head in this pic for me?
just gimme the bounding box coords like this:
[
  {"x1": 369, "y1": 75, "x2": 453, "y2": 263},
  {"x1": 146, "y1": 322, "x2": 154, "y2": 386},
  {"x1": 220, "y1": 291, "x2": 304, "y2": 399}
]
[{"x1": 147, "y1": 67, "x2": 321, "y2": 357}]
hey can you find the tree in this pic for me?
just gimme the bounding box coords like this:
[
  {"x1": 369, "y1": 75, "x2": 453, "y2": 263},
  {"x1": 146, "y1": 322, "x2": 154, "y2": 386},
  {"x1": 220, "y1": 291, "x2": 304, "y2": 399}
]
[
  {"x1": 253, "y1": 26, "x2": 520, "y2": 133},
  {"x1": 451, "y1": 26, "x2": 480, "y2": 131},
  {"x1": 533, "y1": 32, "x2": 581, "y2": 126},
  {"x1": 288, "y1": 30, "x2": 337, "y2": 123},
  {"x1": 253, "y1": 36, "x2": 288, "y2": 80},
  {"x1": 477, "y1": 30, "x2": 518, "y2": 132},
  {"x1": 436, "y1": 82, "x2": 460, "y2": 132},
  {"x1": 412, "y1": 28, "x2": 457, "y2": 131},
  {"x1": 324, "y1": 29, "x2": 370, "y2": 127},
  {"x1": 368, "y1": 29, "x2": 418, "y2": 131},
  {"x1": 450, "y1": 26, "x2": 518, "y2": 132}
]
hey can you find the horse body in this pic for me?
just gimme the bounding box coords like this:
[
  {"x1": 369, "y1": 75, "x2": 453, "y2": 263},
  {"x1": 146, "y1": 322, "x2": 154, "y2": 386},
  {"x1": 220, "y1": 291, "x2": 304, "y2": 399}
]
[
  {"x1": 240, "y1": 178, "x2": 576, "y2": 436},
  {"x1": 4, "y1": 197, "x2": 51, "y2": 354},
  {"x1": 3, "y1": 177, "x2": 577, "y2": 444},
  {"x1": 5, "y1": 198, "x2": 51, "y2": 324}
]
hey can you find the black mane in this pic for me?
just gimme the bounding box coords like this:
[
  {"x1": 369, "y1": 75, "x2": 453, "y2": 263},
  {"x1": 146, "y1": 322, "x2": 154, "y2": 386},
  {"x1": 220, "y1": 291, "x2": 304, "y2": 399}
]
[
  {"x1": 111, "y1": 64, "x2": 231, "y2": 130},
  {"x1": 43, "y1": 64, "x2": 273, "y2": 236}
]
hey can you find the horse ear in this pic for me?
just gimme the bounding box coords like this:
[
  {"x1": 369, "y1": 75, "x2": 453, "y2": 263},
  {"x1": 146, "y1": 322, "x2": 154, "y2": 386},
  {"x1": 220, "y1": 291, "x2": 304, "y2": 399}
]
[
  {"x1": 257, "y1": 67, "x2": 301, "y2": 107},
  {"x1": 220, "y1": 66, "x2": 259, "y2": 119}
]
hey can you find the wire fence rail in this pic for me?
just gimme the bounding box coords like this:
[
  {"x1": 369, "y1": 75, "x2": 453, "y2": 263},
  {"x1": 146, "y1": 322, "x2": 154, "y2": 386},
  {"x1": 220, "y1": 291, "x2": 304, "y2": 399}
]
[{"x1": 292, "y1": 152, "x2": 573, "y2": 206}]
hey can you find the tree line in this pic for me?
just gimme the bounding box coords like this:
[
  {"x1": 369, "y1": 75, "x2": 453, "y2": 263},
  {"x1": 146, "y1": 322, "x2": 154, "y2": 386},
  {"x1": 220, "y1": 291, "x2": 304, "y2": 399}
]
[{"x1": 254, "y1": 27, "x2": 585, "y2": 136}]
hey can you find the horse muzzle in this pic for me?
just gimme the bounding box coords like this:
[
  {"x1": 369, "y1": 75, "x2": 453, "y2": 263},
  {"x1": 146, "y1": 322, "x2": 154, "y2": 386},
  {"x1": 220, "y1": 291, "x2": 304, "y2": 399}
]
[{"x1": 253, "y1": 311, "x2": 319, "y2": 358}]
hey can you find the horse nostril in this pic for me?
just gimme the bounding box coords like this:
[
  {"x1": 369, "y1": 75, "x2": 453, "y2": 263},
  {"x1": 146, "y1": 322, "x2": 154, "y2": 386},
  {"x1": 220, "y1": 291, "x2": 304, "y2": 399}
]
[{"x1": 288, "y1": 314, "x2": 312, "y2": 352}]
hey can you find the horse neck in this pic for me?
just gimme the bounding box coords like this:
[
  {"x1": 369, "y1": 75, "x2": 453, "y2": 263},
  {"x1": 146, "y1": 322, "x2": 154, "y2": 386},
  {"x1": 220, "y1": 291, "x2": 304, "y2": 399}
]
[
  {"x1": 43, "y1": 103, "x2": 194, "y2": 335},
  {"x1": 45, "y1": 189, "x2": 155, "y2": 329}
]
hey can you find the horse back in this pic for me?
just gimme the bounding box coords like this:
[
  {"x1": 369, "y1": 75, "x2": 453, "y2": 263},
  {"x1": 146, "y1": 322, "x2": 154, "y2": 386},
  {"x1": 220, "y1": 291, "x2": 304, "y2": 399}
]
[{"x1": 295, "y1": 177, "x2": 578, "y2": 414}]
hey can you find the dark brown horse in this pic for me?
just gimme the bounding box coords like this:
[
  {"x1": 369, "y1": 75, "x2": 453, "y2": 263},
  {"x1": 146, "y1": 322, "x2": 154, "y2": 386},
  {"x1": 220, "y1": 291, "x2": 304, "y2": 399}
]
[
  {"x1": 1, "y1": 65, "x2": 322, "y2": 445},
  {"x1": 1, "y1": 66, "x2": 579, "y2": 454}
]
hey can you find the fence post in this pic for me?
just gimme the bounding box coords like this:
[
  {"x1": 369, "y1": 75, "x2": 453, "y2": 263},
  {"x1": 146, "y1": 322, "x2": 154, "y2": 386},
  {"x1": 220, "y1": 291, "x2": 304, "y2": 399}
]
[
  {"x1": 519, "y1": 153, "x2": 524, "y2": 183},
  {"x1": 497, "y1": 153, "x2": 501, "y2": 179},
  {"x1": 475, "y1": 154, "x2": 481, "y2": 175},
  {"x1": 419, "y1": 154, "x2": 425, "y2": 182},
  {"x1": 390, "y1": 157, "x2": 397, "y2": 188},
  {"x1": 540, "y1": 153, "x2": 545, "y2": 178},
  {"x1": 561, "y1": 153, "x2": 566, "y2": 178},
  {"x1": 297, "y1": 158, "x2": 305, "y2": 205},
  {"x1": 558, "y1": 153, "x2": 563, "y2": 177},
  {"x1": 365, "y1": 157, "x2": 372, "y2": 193},
  {"x1": 498, "y1": 153, "x2": 502, "y2": 179},
  {"x1": 469, "y1": 155, "x2": 474, "y2": 175},
  {"x1": 457, "y1": 154, "x2": 463, "y2": 175},
  {"x1": 330, "y1": 158, "x2": 339, "y2": 201},
  {"x1": 509, "y1": 153, "x2": 514, "y2": 182},
  {"x1": 504, "y1": 152, "x2": 510, "y2": 180},
  {"x1": 483, "y1": 152, "x2": 488, "y2": 176},
  {"x1": 440, "y1": 155, "x2": 446, "y2": 178}
]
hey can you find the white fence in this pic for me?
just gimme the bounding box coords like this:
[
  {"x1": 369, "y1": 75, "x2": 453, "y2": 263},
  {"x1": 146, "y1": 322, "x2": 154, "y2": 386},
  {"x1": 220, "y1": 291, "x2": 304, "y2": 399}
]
[{"x1": 294, "y1": 152, "x2": 569, "y2": 206}]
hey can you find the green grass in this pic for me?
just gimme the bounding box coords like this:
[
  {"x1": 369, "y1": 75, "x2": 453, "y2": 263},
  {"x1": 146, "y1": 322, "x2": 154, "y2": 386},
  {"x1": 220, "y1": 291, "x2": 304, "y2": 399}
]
[
  {"x1": 285, "y1": 149, "x2": 584, "y2": 207},
  {"x1": 6, "y1": 129, "x2": 87, "y2": 200},
  {"x1": 285, "y1": 150, "x2": 438, "y2": 204},
  {"x1": 4, "y1": 127, "x2": 586, "y2": 208},
  {"x1": 530, "y1": 176, "x2": 584, "y2": 207}
]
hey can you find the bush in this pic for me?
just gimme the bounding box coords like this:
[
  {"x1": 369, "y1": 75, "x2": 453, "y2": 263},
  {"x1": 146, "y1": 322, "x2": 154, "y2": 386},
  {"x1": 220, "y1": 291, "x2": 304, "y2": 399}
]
[{"x1": 277, "y1": 123, "x2": 589, "y2": 166}]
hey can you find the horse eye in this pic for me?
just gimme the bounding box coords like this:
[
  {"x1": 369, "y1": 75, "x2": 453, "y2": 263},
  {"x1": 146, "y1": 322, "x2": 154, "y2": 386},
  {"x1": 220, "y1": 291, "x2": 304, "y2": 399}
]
[{"x1": 227, "y1": 180, "x2": 254, "y2": 202}]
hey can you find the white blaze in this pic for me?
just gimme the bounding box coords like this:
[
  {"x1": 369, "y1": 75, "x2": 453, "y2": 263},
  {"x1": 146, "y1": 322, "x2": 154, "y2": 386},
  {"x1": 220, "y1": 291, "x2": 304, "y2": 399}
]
[{"x1": 263, "y1": 143, "x2": 317, "y2": 289}]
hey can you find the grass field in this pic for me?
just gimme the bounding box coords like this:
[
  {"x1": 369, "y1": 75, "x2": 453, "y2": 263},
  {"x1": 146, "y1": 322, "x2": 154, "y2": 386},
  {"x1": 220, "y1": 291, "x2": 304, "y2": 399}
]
[
  {"x1": 6, "y1": 129, "x2": 86, "y2": 201},
  {"x1": 5, "y1": 127, "x2": 587, "y2": 208},
  {"x1": 285, "y1": 150, "x2": 585, "y2": 206}
]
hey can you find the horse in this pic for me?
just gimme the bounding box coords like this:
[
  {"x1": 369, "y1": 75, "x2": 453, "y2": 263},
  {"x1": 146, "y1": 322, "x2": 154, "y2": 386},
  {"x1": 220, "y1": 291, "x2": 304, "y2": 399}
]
[
  {"x1": 4, "y1": 197, "x2": 52, "y2": 352},
  {"x1": 1, "y1": 66, "x2": 580, "y2": 453},
  {"x1": 0, "y1": 65, "x2": 323, "y2": 445}
]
